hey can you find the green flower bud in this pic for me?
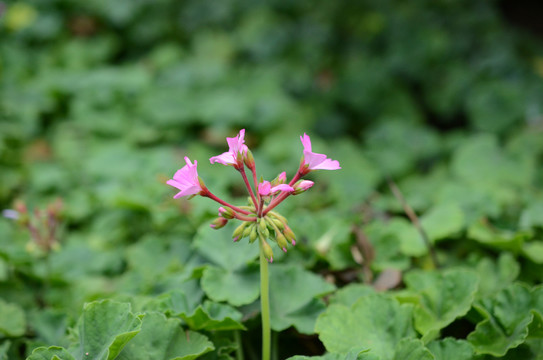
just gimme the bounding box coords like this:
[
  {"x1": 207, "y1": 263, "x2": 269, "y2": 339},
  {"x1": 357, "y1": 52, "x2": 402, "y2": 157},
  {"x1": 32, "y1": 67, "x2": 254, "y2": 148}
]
[
  {"x1": 242, "y1": 223, "x2": 254, "y2": 238},
  {"x1": 244, "y1": 149, "x2": 255, "y2": 170},
  {"x1": 261, "y1": 239, "x2": 274, "y2": 263},
  {"x1": 210, "y1": 217, "x2": 228, "y2": 230},
  {"x1": 268, "y1": 211, "x2": 287, "y2": 224},
  {"x1": 232, "y1": 222, "x2": 248, "y2": 241},
  {"x1": 283, "y1": 225, "x2": 297, "y2": 246},
  {"x1": 249, "y1": 226, "x2": 258, "y2": 243},
  {"x1": 271, "y1": 218, "x2": 284, "y2": 231},
  {"x1": 219, "y1": 206, "x2": 236, "y2": 219},
  {"x1": 258, "y1": 218, "x2": 267, "y2": 233},
  {"x1": 276, "y1": 233, "x2": 288, "y2": 252}
]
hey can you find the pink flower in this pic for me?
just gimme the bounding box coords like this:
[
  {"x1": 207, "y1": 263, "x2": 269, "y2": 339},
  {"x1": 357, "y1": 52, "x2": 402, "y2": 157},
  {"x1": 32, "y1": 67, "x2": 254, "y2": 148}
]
[
  {"x1": 258, "y1": 181, "x2": 294, "y2": 196},
  {"x1": 167, "y1": 157, "x2": 203, "y2": 198},
  {"x1": 210, "y1": 129, "x2": 249, "y2": 167},
  {"x1": 300, "y1": 133, "x2": 341, "y2": 172}
]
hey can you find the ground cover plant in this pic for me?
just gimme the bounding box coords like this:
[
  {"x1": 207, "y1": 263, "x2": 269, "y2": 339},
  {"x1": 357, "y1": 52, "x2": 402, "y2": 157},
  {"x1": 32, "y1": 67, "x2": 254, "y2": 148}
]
[{"x1": 1, "y1": 0, "x2": 543, "y2": 359}]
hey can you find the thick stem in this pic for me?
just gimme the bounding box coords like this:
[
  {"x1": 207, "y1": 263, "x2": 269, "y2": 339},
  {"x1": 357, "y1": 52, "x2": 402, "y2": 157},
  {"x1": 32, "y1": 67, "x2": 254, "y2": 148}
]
[
  {"x1": 234, "y1": 330, "x2": 244, "y2": 360},
  {"x1": 259, "y1": 241, "x2": 271, "y2": 360},
  {"x1": 204, "y1": 191, "x2": 252, "y2": 215}
]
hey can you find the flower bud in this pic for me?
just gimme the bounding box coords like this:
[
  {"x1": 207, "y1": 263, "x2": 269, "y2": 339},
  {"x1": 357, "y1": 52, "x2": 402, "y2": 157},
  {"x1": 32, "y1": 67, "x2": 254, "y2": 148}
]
[
  {"x1": 242, "y1": 223, "x2": 254, "y2": 238},
  {"x1": 293, "y1": 180, "x2": 314, "y2": 195},
  {"x1": 198, "y1": 177, "x2": 208, "y2": 195},
  {"x1": 249, "y1": 226, "x2": 258, "y2": 243},
  {"x1": 210, "y1": 217, "x2": 228, "y2": 229},
  {"x1": 283, "y1": 225, "x2": 297, "y2": 245},
  {"x1": 271, "y1": 218, "x2": 284, "y2": 231},
  {"x1": 258, "y1": 218, "x2": 268, "y2": 233},
  {"x1": 270, "y1": 172, "x2": 287, "y2": 186},
  {"x1": 232, "y1": 221, "x2": 248, "y2": 240},
  {"x1": 261, "y1": 239, "x2": 274, "y2": 263},
  {"x1": 219, "y1": 207, "x2": 235, "y2": 219},
  {"x1": 276, "y1": 233, "x2": 288, "y2": 252},
  {"x1": 268, "y1": 211, "x2": 287, "y2": 224},
  {"x1": 243, "y1": 149, "x2": 256, "y2": 170}
]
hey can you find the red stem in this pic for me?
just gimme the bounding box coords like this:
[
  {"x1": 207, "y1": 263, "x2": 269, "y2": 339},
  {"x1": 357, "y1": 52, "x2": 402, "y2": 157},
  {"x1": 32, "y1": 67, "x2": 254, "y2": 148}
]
[
  {"x1": 234, "y1": 213, "x2": 257, "y2": 222},
  {"x1": 204, "y1": 191, "x2": 252, "y2": 215},
  {"x1": 240, "y1": 168, "x2": 258, "y2": 208},
  {"x1": 262, "y1": 171, "x2": 302, "y2": 216}
]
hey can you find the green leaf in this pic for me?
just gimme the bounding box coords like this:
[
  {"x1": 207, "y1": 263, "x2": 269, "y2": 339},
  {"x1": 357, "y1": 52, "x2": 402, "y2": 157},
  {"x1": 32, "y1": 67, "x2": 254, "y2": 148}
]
[
  {"x1": 474, "y1": 253, "x2": 520, "y2": 298},
  {"x1": 0, "y1": 341, "x2": 10, "y2": 360},
  {"x1": 328, "y1": 284, "x2": 376, "y2": 307},
  {"x1": 177, "y1": 301, "x2": 245, "y2": 331},
  {"x1": 77, "y1": 300, "x2": 142, "y2": 360},
  {"x1": 419, "y1": 204, "x2": 465, "y2": 243},
  {"x1": 269, "y1": 265, "x2": 335, "y2": 334},
  {"x1": 193, "y1": 223, "x2": 259, "y2": 270},
  {"x1": 451, "y1": 134, "x2": 531, "y2": 205},
  {"x1": 399, "y1": 204, "x2": 464, "y2": 257},
  {"x1": 0, "y1": 298, "x2": 26, "y2": 337},
  {"x1": 117, "y1": 312, "x2": 214, "y2": 360},
  {"x1": 287, "y1": 348, "x2": 371, "y2": 360},
  {"x1": 468, "y1": 283, "x2": 543, "y2": 356},
  {"x1": 520, "y1": 202, "x2": 543, "y2": 229},
  {"x1": 315, "y1": 294, "x2": 415, "y2": 359},
  {"x1": 427, "y1": 338, "x2": 474, "y2": 360},
  {"x1": 201, "y1": 265, "x2": 260, "y2": 306},
  {"x1": 393, "y1": 339, "x2": 434, "y2": 360},
  {"x1": 26, "y1": 346, "x2": 75, "y2": 360},
  {"x1": 467, "y1": 220, "x2": 529, "y2": 252},
  {"x1": 404, "y1": 269, "x2": 478, "y2": 338},
  {"x1": 522, "y1": 241, "x2": 543, "y2": 264}
]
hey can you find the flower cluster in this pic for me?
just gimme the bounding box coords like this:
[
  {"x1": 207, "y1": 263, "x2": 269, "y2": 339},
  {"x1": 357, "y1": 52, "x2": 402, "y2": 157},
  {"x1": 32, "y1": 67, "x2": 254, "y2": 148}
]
[
  {"x1": 2, "y1": 199, "x2": 63, "y2": 254},
  {"x1": 167, "y1": 130, "x2": 340, "y2": 262}
]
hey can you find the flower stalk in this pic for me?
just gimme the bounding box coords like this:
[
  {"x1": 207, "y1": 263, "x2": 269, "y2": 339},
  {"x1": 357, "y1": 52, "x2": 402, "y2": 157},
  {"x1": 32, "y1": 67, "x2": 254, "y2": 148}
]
[{"x1": 167, "y1": 130, "x2": 340, "y2": 360}]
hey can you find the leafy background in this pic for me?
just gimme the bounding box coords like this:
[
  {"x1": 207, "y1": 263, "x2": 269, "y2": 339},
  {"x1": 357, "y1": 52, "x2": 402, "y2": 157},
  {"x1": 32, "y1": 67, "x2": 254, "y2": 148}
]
[{"x1": 1, "y1": 0, "x2": 543, "y2": 359}]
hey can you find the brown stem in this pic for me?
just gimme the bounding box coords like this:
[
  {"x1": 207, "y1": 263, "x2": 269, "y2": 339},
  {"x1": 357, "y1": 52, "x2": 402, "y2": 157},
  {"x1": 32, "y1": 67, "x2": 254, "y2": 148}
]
[{"x1": 387, "y1": 178, "x2": 439, "y2": 269}]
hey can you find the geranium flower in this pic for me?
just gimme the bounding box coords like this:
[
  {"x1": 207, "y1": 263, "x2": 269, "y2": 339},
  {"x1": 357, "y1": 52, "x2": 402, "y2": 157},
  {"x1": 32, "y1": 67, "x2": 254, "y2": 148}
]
[
  {"x1": 167, "y1": 157, "x2": 203, "y2": 198},
  {"x1": 300, "y1": 133, "x2": 341, "y2": 172},
  {"x1": 210, "y1": 129, "x2": 249, "y2": 167},
  {"x1": 258, "y1": 181, "x2": 294, "y2": 196}
]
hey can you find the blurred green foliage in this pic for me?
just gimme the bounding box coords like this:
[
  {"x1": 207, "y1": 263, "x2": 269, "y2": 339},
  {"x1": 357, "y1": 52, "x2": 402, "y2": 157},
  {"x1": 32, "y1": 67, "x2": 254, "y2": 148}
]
[{"x1": 1, "y1": 0, "x2": 543, "y2": 359}]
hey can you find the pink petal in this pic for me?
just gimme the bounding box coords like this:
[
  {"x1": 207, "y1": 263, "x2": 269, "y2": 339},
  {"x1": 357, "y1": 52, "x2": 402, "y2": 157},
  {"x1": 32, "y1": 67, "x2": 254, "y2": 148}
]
[
  {"x1": 258, "y1": 181, "x2": 272, "y2": 196},
  {"x1": 210, "y1": 152, "x2": 236, "y2": 165},
  {"x1": 271, "y1": 184, "x2": 294, "y2": 193},
  {"x1": 300, "y1": 133, "x2": 312, "y2": 152}
]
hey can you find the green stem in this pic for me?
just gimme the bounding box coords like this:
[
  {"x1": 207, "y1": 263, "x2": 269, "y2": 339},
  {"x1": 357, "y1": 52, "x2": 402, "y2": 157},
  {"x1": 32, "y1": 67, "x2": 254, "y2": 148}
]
[
  {"x1": 259, "y1": 242, "x2": 271, "y2": 360},
  {"x1": 234, "y1": 330, "x2": 244, "y2": 360}
]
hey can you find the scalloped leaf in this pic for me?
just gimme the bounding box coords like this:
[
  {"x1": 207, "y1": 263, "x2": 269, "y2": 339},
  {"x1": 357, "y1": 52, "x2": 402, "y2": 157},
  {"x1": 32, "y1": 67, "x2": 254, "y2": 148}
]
[
  {"x1": 315, "y1": 294, "x2": 415, "y2": 359},
  {"x1": 200, "y1": 265, "x2": 260, "y2": 306},
  {"x1": 468, "y1": 283, "x2": 543, "y2": 356},
  {"x1": 177, "y1": 300, "x2": 245, "y2": 331},
  {"x1": 76, "y1": 300, "x2": 142, "y2": 360},
  {"x1": 26, "y1": 346, "x2": 75, "y2": 360},
  {"x1": 427, "y1": 338, "x2": 474, "y2": 360},
  {"x1": 404, "y1": 269, "x2": 478, "y2": 338},
  {"x1": 0, "y1": 299, "x2": 26, "y2": 337},
  {"x1": 116, "y1": 312, "x2": 214, "y2": 360},
  {"x1": 269, "y1": 265, "x2": 335, "y2": 334}
]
